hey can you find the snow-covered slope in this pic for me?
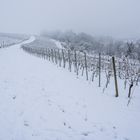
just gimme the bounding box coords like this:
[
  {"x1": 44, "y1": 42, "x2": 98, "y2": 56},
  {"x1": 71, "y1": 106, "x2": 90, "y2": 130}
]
[
  {"x1": 0, "y1": 33, "x2": 29, "y2": 46},
  {"x1": 50, "y1": 39, "x2": 63, "y2": 49},
  {"x1": 0, "y1": 37, "x2": 140, "y2": 140},
  {"x1": 24, "y1": 36, "x2": 57, "y2": 49}
]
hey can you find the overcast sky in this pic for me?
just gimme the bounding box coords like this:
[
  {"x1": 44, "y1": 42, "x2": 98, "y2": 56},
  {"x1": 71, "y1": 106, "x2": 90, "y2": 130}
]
[{"x1": 0, "y1": 0, "x2": 139, "y2": 38}]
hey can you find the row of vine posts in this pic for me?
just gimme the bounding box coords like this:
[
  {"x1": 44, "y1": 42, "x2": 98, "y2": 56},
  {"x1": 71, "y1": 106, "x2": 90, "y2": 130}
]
[
  {"x1": 0, "y1": 41, "x2": 15, "y2": 48},
  {"x1": 21, "y1": 45, "x2": 140, "y2": 98}
]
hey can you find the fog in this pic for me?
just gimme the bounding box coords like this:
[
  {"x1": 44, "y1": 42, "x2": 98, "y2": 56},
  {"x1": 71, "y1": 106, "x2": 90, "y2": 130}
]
[{"x1": 0, "y1": 0, "x2": 139, "y2": 39}]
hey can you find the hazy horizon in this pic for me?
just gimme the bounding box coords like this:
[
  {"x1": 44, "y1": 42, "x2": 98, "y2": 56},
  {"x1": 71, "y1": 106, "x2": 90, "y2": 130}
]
[{"x1": 0, "y1": 0, "x2": 140, "y2": 39}]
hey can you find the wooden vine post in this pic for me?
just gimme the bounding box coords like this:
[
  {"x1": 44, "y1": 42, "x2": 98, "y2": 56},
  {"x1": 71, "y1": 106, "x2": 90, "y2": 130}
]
[
  {"x1": 74, "y1": 50, "x2": 78, "y2": 75},
  {"x1": 46, "y1": 49, "x2": 48, "y2": 60},
  {"x1": 62, "y1": 49, "x2": 65, "y2": 68},
  {"x1": 58, "y1": 49, "x2": 61, "y2": 67},
  {"x1": 68, "y1": 50, "x2": 71, "y2": 72},
  {"x1": 84, "y1": 52, "x2": 88, "y2": 80},
  {"x1": 112, "y1": 56, "x2": 119, "y2": 97},
  {"x1": 99, "y1": 53, "x2": 101, "y2": 87},
  {"x1": 48, "y1": 49, "x2": 51, "y2": 61},
  {"x1": 128, "y1": 81, "x2": 133, "y2": 98},
  {"x1": 51, "y1": 49, "x2": 54, "y2": 63},
  {"x1": 54, "y1": 50, "x2": 57, "y2": 64}
]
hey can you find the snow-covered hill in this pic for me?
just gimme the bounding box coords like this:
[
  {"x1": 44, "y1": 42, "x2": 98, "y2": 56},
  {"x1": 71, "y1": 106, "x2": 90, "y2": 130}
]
[
  {"x1": 0, "y1": 36, "x2": 140, "y2": 140},
  {"x1": 0, "y1": 33, "x2": 29, "y2": 47}
]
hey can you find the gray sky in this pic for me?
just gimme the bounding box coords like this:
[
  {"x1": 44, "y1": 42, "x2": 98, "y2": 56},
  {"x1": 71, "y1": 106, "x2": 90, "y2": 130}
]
[{"x1": 0, "y1": 0, "x2": 139, "y2": 38}]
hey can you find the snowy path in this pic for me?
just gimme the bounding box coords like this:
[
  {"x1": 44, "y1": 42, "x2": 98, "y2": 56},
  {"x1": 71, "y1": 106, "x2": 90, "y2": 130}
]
[
  {"x1": 0, "y1": 37, "x2": 140, "y2": 140},
  {"x1": 50, "y1": 39, "x2": 63, "y2": 49}
]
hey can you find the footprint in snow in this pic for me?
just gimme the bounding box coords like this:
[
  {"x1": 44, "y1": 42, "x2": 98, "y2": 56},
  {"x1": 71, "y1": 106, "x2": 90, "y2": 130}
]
[
  {"x1": 63, "y1": 122, "x2": 72, "y2": 129},
  {"x1": 123, "y1": 137, "x2": 130, "y2": 140},
  {"x1": 114, "y1": 135, "x2": 118, "y2": 139},
  {"x1": 83, "y1": 104, "x2": 87, "y2": 108},
  {"x1": 100, "y1": 128, "x2": 104, "y2": 132},
  {"x1": 113, "y1": 126, "x2": 117, "y2": 130},
  {"x1": 47, "y1": 99, "x2": 52, "y2": 106},
  {"x1": 12, "y1": 96, "x2": 16, "y2": 100},
  {"x1": 41, "y1": 88, "x2": 46, "y2": 91},
  {"x1": 24, "y1": 121, "x2": 29, "y2": 127},
  {"x1": 81, "y1": 131, "x2": 94, "y2": 137},
  {"x1": 63, "y1": 122, "x2": 66, "y2": 126},
  {"x1": 84, "y1": 117, "x2": 88, "y2": 122},
  {"x1": 61, "y1": 109, "x2": 65, "y2": 113},
  {"x1": 58, "y1": 105, "x2": 65, "y2": 113},
  {"x1": 19, "y1": 111, "x2": 24, "y2": 116},
  {"x1": 82, "y1": 132, "x2": 88, "y2": 136}
]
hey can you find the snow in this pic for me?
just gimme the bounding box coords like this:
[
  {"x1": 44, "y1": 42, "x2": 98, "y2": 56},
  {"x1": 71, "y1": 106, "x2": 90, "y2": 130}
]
[
  {"x1": 0, "y1": 33, "x2": 29, "y2": 46},
  {"x1": 51, "y1": 39, "x2": 63, "y2": 49},
  {"x1": 25, "y1": 36, "x2": 57, "y2": 49},
  {"x1": 0, "y1": 36, "x2": 140, "y2": 140}
]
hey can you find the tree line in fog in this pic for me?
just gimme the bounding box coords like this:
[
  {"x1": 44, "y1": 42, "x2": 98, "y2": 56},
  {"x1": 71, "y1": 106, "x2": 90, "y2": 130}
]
[{"x1": 41, "y1": 31, "x2": 140, "y2": 61}]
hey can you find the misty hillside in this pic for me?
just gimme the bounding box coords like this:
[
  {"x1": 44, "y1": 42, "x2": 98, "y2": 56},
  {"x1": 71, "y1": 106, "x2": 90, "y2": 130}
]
[{"x1": 41, "y1": 31, "x2": 140, "y2": 61}]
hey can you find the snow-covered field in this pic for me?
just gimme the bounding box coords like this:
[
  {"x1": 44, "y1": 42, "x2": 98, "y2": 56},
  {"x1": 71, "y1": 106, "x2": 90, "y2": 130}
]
[
  {"x1": 0, "y1": 33, "x2": 29, "y2": 47},
  {"x1": 24, "y1": 36, "x2": 57, "y2": 49},
  {"x1": 0, "y1": 36, "x2": 140, "y2": 140}
]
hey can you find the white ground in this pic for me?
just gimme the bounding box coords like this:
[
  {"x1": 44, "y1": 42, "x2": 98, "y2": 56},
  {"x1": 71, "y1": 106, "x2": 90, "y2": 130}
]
[
  {"x1": 0, "y1": 37, "x2": 140, "y2": 140},
  {"x1": 0, "y1": 33, "x2": 28, "y2": 45},
  {"x1": 50, "y1": 39, "x2": 63, "y2": 49}
]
